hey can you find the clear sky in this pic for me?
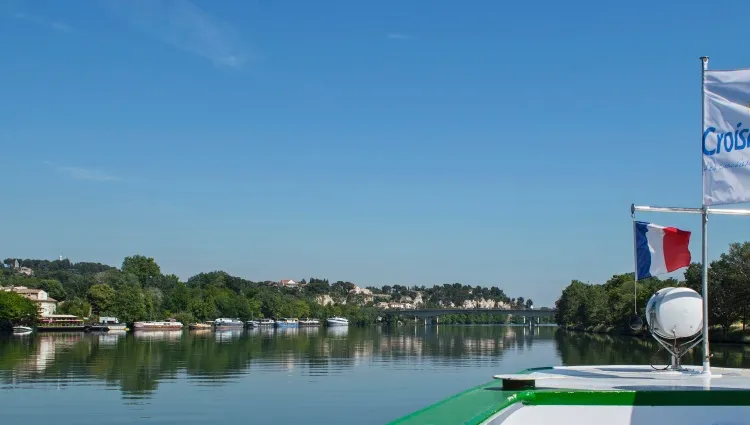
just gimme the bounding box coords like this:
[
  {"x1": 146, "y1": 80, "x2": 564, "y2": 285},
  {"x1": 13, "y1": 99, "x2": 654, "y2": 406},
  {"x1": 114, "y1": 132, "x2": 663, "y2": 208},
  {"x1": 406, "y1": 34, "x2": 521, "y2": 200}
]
[{"x1": 4, "y1": 0, "x2": 750, "y2": 307}]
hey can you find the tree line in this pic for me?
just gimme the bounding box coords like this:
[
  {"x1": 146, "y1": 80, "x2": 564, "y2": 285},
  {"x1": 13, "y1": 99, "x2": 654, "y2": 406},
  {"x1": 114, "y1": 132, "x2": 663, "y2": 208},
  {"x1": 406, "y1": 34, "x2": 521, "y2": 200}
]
[
  {"x1": 0, "y1": 255, "x2": 533, "y2": 328},
  {"x1": 554, "y1": 241, "x2": 750, "y2": 338}
]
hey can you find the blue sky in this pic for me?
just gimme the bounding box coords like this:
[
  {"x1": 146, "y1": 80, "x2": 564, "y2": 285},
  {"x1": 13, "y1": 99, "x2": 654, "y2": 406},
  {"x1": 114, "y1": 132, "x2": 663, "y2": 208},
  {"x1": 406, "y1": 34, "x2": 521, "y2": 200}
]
[{"x1": 4, "y1": 0, "x2": 750, "y2": 307}]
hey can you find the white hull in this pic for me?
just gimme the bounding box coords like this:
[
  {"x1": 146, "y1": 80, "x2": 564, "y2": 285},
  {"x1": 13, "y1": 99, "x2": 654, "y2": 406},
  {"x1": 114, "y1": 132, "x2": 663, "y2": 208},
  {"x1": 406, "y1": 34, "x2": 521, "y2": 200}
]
[
  {"x1": 275, "y1": 319, "x2": 299, "y2": 327},
  {"x1": 326, "y1": 317, "x2": 349, "y2": 326},
  {"x1": 133, "y1": 321, "x2": 183, "y2": 330},
  {"x1": 214, "y1": 318, "x2": 244, "y2": 328}
]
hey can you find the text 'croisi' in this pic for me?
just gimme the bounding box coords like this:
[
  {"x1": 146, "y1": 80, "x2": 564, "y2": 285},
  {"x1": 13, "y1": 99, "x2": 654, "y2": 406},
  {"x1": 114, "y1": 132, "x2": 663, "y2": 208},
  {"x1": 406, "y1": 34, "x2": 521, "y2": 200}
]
[{"x1": 703, "y1": 123, "x2": 749, "y2": 156}]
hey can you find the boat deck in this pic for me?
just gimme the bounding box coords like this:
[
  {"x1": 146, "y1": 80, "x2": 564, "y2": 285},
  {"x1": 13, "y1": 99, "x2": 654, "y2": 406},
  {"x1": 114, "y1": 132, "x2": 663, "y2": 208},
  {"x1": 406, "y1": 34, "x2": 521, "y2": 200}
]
[
  {"x1": 387, "y1": 365, "x2": 750, "y2": 425},
  {"x1": 498, "y1": 364, "x2": 750, "y2": 391}
]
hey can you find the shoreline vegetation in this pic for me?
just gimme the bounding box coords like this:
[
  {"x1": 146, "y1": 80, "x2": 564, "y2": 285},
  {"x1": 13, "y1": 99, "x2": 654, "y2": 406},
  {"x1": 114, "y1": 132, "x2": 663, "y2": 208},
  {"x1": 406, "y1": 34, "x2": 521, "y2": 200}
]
[
  {"x1": 0, "y1": 255, "x2": 548, "y2": 330},
  {"x1": 554, "y1": 241, "x2": 750, "y2": 345}
]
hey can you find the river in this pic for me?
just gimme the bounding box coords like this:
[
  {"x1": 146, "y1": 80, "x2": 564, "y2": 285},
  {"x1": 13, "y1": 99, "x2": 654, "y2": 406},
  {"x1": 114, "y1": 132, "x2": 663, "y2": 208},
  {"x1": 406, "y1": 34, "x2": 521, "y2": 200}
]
[{"x1": 2, "y1": 325, "x2": 750, "y2": 424}]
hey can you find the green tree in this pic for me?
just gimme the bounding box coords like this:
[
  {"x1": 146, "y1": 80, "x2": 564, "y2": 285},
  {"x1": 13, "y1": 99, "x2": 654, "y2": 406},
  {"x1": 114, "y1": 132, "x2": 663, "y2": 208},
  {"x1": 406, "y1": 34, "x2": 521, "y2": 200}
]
[
  {"x1": 58, "y1": 298, "x2": 92, "y2": 318},
  {"x1": 37, "y1": 279, "x2": 67, "y2": 301},
  {"x1": 165, "y1": 281, "x2": 191, "y2": 312},
  {"x1": 0, "y1": 291, "x2": 38, "y2": 329},
  {"x1": 190, "y1": 299, "x2": 215, "y2": 321},
  {"x1": 151, "y1": 273, "x2": 179, "y2": 294},
  {"x1": 114, "y1": 283, "x2": 147, "y2": 323},
  {"x1": 145, "y1": 287, "x2": 164, "y2": 319},
  {"x1": 122, "y1": 255, "x2": 161, "y2": 286},
  {"x1": 555, "y1": 280, "x2": 588, "y2": 326},
  {"x1": 247, "y1": 297, "x2": 262, "y2": 318},
  {"x1": 59, "y1": 273, "x2": 95, "y2": 299},
  {"x1": 331, "y1": 281, "x2": 355, "y2": 297},
  {"x1": 580, "y1": 285, "x2": 607, "y2": 327},
  {"x1": 712, "y1": 242, "x2": 750, "y2": 330},
  {"x1": 87, "y1": 284, "x2": 116, "y2": 316},
  {"x1": 94, "y1": 269, "x2": 139, "y2": 290},
  {"x1": 304, "y1": 280, "x2": 330, "y2": 296},
  {"x1": 685, "y1": 260, "x2": 742, "y2": 335}
]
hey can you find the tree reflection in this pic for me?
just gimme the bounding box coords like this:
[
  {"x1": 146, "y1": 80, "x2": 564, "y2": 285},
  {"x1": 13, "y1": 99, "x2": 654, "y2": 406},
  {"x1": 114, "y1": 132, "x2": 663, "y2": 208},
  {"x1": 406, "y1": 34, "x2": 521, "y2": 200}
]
[
  {"x1": 0, "y1": 325, "x2": 554, "y2": 398},
  {"x1": 554, "y1": 328, "x2": 750, "y2": 369}
]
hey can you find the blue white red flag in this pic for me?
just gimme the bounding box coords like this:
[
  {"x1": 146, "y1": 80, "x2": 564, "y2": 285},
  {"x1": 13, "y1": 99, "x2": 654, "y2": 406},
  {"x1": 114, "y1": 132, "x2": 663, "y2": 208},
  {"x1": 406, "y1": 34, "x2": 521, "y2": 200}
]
[{"x1": 634, "y1": 221, "x2": 691, "y2": 280}]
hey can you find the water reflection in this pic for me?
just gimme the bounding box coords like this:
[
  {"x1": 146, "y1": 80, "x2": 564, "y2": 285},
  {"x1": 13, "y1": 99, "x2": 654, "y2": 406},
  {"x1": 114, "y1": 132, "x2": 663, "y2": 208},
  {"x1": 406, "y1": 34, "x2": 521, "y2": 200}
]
[
  {"x1": 556, "y1": 328, "x2": 750, "y2": 368},
  {"x1": 0, "y1": 325, "x2": 546, "y2": 397},
  {"x1": 215, "y1": 329, "x2": 242, "y2": 343},
  {"x1": 133, "y1": 330, "x2": 183, "y2": 341},
  {"x1": 4, "y1": 326, "x2": 750, "y2": 403}
]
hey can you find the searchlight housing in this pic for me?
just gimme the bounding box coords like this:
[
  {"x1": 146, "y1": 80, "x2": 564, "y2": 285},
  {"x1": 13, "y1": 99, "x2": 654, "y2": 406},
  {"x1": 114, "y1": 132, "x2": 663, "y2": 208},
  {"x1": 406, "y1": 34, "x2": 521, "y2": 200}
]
[{"x1": 645, "y1": 287, "x2": 704, "y2": 370}]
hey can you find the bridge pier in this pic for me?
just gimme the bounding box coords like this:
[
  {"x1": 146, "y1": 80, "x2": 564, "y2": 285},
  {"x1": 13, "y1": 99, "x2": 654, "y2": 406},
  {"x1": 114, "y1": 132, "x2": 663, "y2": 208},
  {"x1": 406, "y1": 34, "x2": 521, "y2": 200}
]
[{"x1": 527, "y1": 316, "x2": 540, "y2": 328}]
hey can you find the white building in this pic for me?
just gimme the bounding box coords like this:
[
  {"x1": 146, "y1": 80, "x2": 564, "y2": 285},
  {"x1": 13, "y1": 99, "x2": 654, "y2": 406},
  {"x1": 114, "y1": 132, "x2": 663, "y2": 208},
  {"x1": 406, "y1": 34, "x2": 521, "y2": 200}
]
[
  {"x1": 279, "y1": 279, "x2": 300, "y2": 288},
  {"x1": 2, "y1": 286, "x2": 58, "y2": 316},
  {"x1": 9, "y1": 259, "x2": 33, "y2": 276}
]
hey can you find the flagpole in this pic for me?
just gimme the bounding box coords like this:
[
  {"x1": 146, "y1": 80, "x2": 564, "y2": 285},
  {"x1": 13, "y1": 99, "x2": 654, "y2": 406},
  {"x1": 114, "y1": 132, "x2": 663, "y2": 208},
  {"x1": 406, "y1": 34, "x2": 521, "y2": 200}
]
[
  {"x1": 700, "y1": 55, "x2": 711, "y2": 375},
  {"x1": 631, "y1": 205, "x2": 638, "y2": 315}
]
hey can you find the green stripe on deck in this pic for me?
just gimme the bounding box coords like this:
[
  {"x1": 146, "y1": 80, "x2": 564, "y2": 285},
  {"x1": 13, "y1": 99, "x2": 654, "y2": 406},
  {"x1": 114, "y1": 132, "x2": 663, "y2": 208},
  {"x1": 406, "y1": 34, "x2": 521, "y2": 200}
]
[
  {"x1": 531, "y1": 390, "x2": 750, "y2": 406},
  {"x1": 387, "y1": 381, "x2": 523, "y2": 425},
  {"x1": 387, "y1": 367, "x2": 750, "y2": 425},
  {"x1": 386, "y1": 367, "x2": 552, "y2": 425}
]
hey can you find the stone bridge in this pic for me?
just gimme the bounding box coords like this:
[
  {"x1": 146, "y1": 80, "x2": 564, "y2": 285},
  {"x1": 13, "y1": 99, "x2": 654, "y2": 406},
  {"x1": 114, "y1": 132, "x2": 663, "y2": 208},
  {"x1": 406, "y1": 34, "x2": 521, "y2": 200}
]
[{"x1": 380, "y1": 308, "x2": 556, "y2": 326}]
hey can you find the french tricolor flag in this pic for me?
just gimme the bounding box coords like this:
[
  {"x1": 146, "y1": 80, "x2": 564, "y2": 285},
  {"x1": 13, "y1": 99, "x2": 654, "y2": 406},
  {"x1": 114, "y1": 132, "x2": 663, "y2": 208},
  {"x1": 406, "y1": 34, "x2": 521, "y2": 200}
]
[{"x1": 634, "y1": 221, "x2": 692, "y2": 280}]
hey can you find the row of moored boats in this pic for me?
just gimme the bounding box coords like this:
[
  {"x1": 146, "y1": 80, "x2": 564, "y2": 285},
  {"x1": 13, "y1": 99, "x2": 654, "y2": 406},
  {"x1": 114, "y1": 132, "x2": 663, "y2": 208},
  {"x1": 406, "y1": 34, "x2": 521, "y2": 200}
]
[
  {"x1": 188, "y1": 316, "x2": 349, "y2": 329},
  {"x1": 11, "y1": 316, "x2": 350, "y2": 335}
]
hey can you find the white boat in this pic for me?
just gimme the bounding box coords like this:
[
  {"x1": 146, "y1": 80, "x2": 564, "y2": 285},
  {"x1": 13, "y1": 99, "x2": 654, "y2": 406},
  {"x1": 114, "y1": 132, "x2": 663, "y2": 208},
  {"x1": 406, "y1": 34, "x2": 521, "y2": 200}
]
[
  {"x1": 275, "y1": 318, "x2": 298, "y2": 327},
  {"x1": 298, "y1": 318, "x2": 320, "y2": 326},
  {"x1": 188, "y1": 322, "x2": 212, "y2": 330},
  {"x1": 13, "y1": 325, "x2": 33, "y2": 334},
  {"x1": 258, "y1": 318, "x2": 274, "y2": 326},
  {"x1": 246, "y1": 320, "x2": 259, "y2": 327},
  {"x1": 326, "y1": 316, "x2": 348, "y2": 326},
  {"x1": 90, "y1": 316, "x2": 127, "y2": 332},
  {"x1": 213, "y1": 318, "x2": 244, "y2": 329},
  {"x1": 133, "y1": 319, "x2": 183, "y2": 330}
]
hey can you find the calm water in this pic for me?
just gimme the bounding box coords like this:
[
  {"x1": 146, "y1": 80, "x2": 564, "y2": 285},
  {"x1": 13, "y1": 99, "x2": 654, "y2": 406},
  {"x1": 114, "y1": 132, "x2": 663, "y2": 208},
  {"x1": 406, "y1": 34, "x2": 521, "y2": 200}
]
[{"x1": 3, "y1": 325, "x2": 750, "y2": 424}]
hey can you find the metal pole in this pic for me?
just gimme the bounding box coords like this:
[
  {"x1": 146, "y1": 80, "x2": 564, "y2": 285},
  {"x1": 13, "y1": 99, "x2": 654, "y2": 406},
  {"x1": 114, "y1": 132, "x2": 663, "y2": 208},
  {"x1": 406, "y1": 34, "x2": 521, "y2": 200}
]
[
  {"x1": 632, "y1": 205, "x2": 703, "y2": 214},
  {"x1": 700, "y1": 55, "x2": 711, "y2": 375},
  {"x1": 701, "y1": 209, "x2": 710, "y2": 374},
  {"x1": 633, "y1": 204, "x2": 750, "y2": 216},
  {"x1": 631, "y1": 206, "x2": 638, "y2": 315}
]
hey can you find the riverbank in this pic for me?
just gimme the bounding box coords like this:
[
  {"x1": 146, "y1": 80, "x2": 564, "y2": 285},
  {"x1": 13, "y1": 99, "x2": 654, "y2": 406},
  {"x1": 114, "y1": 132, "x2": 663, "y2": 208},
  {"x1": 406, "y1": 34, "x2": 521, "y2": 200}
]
[{"x1": 562, "y1": 324, "x2": 750, "y2": 344}]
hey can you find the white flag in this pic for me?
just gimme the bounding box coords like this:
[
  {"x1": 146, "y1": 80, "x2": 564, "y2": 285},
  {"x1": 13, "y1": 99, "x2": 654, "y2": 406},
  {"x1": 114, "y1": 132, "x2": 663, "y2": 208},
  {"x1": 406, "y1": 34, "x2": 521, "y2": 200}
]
[{"x1": 703, "y1": 69, "x2": 750, "y2": 205}]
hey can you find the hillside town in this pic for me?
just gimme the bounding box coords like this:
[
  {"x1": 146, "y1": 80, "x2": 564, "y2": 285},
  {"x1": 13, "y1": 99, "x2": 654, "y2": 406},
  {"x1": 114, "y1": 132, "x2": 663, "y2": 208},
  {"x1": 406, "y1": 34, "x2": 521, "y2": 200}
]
[{"x1": 271, "y1": 278, "x2": 521, "y2": 310}]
